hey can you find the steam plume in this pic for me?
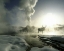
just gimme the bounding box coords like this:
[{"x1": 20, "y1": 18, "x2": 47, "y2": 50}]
[
  {"x1": 0, "y1": 0, "x2": 10, "y2": 33},
  {"x1": 19, "y1": 0, "x2": 38, "y2": 26}
]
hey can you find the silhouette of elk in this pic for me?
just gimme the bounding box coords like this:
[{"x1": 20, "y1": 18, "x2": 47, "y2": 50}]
[
  {"x1": 38, "y1": 27, "x2": 46, "y2": 33},
  {"x1": 19, "y1": 27, "x2": 28, "y2": 32}
]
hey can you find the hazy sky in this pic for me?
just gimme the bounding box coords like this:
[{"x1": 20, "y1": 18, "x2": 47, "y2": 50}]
[
  {"x1": 5, "y1": 0, "x2": 64, "y2": 27},
  {"x1": 35, "y1": 0, "x2": 64, "y2": 17},
  {"x1": 5, "y1": 0, "x2": 64, "y2": 12},
  {"x1": 33, "y1": 0, "x2": 64, "y2": 27}
]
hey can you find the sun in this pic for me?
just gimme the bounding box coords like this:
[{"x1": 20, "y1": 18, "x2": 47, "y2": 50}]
[
  {"x1": 42, "y1": 13, "x2": 59, "y2": 27},
  {"x1": 35, "y1": 13, "x2": 61, "y2": 27}
]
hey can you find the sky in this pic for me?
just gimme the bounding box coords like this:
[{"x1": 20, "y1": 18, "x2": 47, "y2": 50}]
[
  {"x1": 4, "y1": 0, "x2": 64, "y2": 27},
  {"x1": 33, "y1": 0, "x2": 64, "y2": 27}
]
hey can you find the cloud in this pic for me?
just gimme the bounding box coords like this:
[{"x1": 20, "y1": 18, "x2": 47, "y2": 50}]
[
  {"x1": 7, "y1": 0, "x2": 38, "y2": 26},
  {"x1": 0, "y1": 0, "x2": 11, "y2": 33},
  {"x1": 7, "y1": 6, "x2": 26, "y2": 26},
  {"x1": 19, "y1": 0, "x2": 38, "y2": 26}
]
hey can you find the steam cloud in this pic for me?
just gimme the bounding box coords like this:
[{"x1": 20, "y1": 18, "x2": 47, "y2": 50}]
[
  {"x1": 19, "y1": 0, "x2": 38, "y2": 26},
  {"x1": 0, "y1": 0, "x2": 10, "y2": 33},
  {"x1": 0, "y1": 0, "x2": 38, "y2": 34}
]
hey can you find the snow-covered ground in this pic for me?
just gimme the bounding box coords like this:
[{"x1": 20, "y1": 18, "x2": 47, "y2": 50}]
[
  {"x1": 0, "y1": 35, "x2": 29, "y2": 51},
  {"x1": 30, "y1": 46, "x2": 59, "y2": 51},
  {"x1": 0, "y1": 35, "x2": 63, "y2": 51}
]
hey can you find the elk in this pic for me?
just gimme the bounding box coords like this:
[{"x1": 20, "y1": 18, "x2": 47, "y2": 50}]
[{"x1": 38, "y1": 26, "x2": 46, "y2": 33}]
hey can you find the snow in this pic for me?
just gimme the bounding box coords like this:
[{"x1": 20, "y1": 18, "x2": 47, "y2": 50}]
[
  {"x1": 30, "y1": 46, "x2": 59, "y2": 51},
  {"x1": 0, "y1": 35, "x2": 29, "y2": 51},
  {"x1": 0, "y1": 35, "x2": 63, "y2": 51}
]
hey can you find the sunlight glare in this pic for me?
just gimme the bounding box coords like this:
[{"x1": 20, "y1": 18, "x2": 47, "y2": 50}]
[
  {"x1": 43, "y1": 31, "x2": 59, "y2": 35},
  {"x1": 42, "y1": 13, "x2": 59, "y2": 27}
]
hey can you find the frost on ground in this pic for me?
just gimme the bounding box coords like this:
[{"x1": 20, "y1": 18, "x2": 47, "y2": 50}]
[
  {"x1": 24, "y1": 35, "x2": 44, "y2": 47},
  {"x1": 30, "y1": 46, "x2": 59, "y2": 51},
  {"x1": 0, "y1": 35, "x2": 63, "y2": 51},
  {"x1": 0, "y1": 35, "x2": 29, "y2": 51}
]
